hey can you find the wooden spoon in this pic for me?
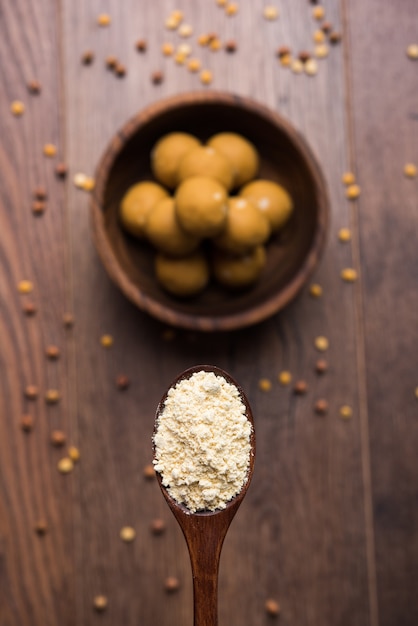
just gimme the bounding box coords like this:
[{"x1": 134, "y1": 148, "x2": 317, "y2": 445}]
[{"x1": 154, "y1": 365, "x2": 256, "y2": 626}]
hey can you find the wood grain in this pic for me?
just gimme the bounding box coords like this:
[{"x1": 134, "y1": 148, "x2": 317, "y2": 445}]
[{"x1": 0, "y1": 0, "x2": 416, "y2": 625}]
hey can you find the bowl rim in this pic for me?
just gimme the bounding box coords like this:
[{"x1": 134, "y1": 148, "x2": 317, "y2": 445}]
[{"x1": 91, "y1": 90, "x2": 329, "y2": 332}]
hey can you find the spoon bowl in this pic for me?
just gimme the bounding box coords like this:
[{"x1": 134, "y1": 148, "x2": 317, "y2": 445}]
[{"x1": 154, "y1": 365, "x2": 255, "y2": 626}]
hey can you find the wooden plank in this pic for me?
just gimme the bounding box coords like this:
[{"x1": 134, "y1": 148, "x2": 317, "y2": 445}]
[
  {"x1": 61, "y1": 1, "x2": 371, "y2": 625},
  {"x1": 346, "y1": 1, "x2": 418, "y2": 625},
  {"x1": 0, "y1": 1, "x2": 78, "y2": 625}
]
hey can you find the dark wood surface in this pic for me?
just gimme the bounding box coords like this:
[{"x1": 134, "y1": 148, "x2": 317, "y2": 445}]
[{"x1": 0, "y1": 2, "x2": 416, "y2": 626}]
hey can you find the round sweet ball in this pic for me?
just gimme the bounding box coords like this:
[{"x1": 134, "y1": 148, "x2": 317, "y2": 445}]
[
  {"x1": 214, "y1": 197, "x2": 271, "y2": 254},
  {"x1": 175, "y1": 176, "x2": 228, "y2": 238},
  {"x1": 177, "y1": 146, "x2": 235, "y2": 191},
  {"x1": 151, "y1": 132, "x2": 201, "y2": 188},
  {"x1": 240, "y1": 179, "x2": 293, "y2": 232},
  {"x1": 212, "y1": 245, "x2": 267, "y2": 289},
  {"x1": 145, "y1": 197, "x2": 200, "y2": 257},
  {"x1": 207, "y1": 132, "x2": 259, "y2": 187},
  {"x1": 155, "y1": 251, "x2": 210, "y2": 297},
  {"x1": 120, "y1": 181, "x2": 169, "y2": 238}
]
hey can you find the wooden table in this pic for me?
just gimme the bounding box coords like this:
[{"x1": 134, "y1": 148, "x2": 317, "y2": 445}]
[{"x1": 1, "y1": 2, "x2": 417, "y2": 625}]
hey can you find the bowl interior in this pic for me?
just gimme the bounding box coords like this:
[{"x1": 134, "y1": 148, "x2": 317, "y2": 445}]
[{"x1": 94, "y1": 94, "x2": 328, "y2": 330}]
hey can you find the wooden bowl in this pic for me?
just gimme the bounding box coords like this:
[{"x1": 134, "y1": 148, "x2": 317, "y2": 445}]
[{"x1": 91, "y1": 91, "x2": 329, "y2": 331}]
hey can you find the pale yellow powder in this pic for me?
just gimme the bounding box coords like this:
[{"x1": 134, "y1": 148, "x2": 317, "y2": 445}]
[{"x1": 153, "y1": 370, "x2": 252, "y2": 513}]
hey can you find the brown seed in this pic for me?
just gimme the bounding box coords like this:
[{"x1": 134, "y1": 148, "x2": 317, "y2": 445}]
[
  {"x1": 51, "y1": 430, "x2": 66, "y2": 447},
  {"x1": 293, "y1": 380, "x2": 308, "y2": 395},
  {"x1": 224, "y1": 39, "x2": 237, "y2": 53},
  {"x1": 55, "y1": 162, "x2": 68, "y2": 178},
  {"x1": 63, "y1": 312, "x2": 74, "y2": 328},
  {"x1": 298, "y1": 50, "x2": 311, "y2": 63},
  {"x1": 34, "y1": 186, "x2": 47, "y2": 200},
  {"x1": 143, "y1": 464, "x2": 155, "y2": 479},
  {"x1": 151, "y1": 518, "x2": 166, "y2": 535},
  {"x1": 314, "y1": 398, "x2": 328, "y2": 415},
  {"x1": 165, "y1": 576, "x2": 180, "y2": 592},
  {"x1": 116, "y1": 374, "x2": 130, "y2": 390},
  {"x1": 81, "y1": 50, "x2": 95, "y2": 65},
  {"x1": 105, "y1": 55, "x2": 118, "y2": 69},
  {"x1": 329, "y1": 31, "x2": 342, "y2": 44},
  {"x1": 34, "y1": 520, "x2": 48, "y2": 535},
  {"x1": 45, "y1": 389, "x2": 60, "y2": 404},
  {"x1": 265, "y1": 598, "x2": 280, "y2": 616},
  {"x1": 27, "y1": 80, "x2": 41, "y2": 94},
  {"x1": 321, "y1": 21, "x2": 332, "y2": 33},
  {"x1": 151, "y1": 70, "x2": 164, "y2": 84},
  {"x1": 24, "y1": 385, "x2": 39, "y2": 400},
  {"x1": 32, "y1": 201, "x2": 46, "y2": 216},
  {"x1": 315, "y1": 358, "x2": 328, "y2": 374},
  {"x1": 136, "y1": 39, "x2": 147, "y2": 52},
  {"x1": 93, "y1": 595, "x2": 108, "y2": 612},
  {"x1": 115, "y1": 63, "x2": 126, "y2": 77},
  {"x1": 20, "y1": 414, "x2": 34, "y2": 432},
  {"x1": 23, "y1": 302, "x2": 37, "y2": 316},
  {"x1": 277, "y1": 45, "x2": 291, "y2": 57}
]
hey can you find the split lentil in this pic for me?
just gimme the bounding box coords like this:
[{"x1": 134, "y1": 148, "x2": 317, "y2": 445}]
[
  {"x1": 151, "y1": 518, "x2": 166, "y2": 534},
  {"x1": 23, "y1": 302, "x2": 37, "y2": 316},
  {"x1": 312, "y1": 5, "x2": 325, "y2": 19},
  {"x1": 143, "y1": 463, "x2": 156, "y2": 479},
  {"x1": 209, "y1": 38, "x2": 222, "y2": 51},
  {"x1": 225, "y1": 3, "x2": 238, "y2": 16},
  {"x1": 200, "y1": 69, "x2": 213, "y2": 85},
  {"x1": 313, "y1": 29, "x2": 325, "y2": 43},
  {"x1": 162, "y1": 42, "x2": 174, "y2": 56},
  {"x1": 187, "y1": 58, "x2": 201, "y2": 72}
]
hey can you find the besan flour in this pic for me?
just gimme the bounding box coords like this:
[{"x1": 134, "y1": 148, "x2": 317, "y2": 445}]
[{"x1": 153, "y1": 370, "x2": 252, "y2": 513}]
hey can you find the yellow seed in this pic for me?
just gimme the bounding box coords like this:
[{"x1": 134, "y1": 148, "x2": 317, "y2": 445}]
[
  {"x1": 342, "y1": 171, "x2": 355, "y2": 185},
  {"x1": 178, "y1": 23, "x2": 193, "y2": 37},
  {"x1": 57, "y1": 457, "x2": 74, "y2": 474},
  {"x1": 312, "y1": 6, "x2": 325, "y2": 20},
  {"x1": 161, "y1": 42, "x2": 174, "y2": 56},
  {"x1": 17, "y1": 280, "x2": 33, "y2": 294},
  {"x1": 177, "y1": 43, "x2": 192, "y2": 57},
  {"x1": 404, "y1": 163, "x2": 417, "y2": 178},
  {"x1": 406, "y1": 44, "x2": 418, "y2": 60},
  {"x1": 278, "y1": 371, "x2": 292, "y2": 386},
  {"x1": 11, "y1": 100, "x2": 25, "y2": 116},
  {"x1": 209, "y1": 38, "x2": 222, "y2": 51},
  {"x1": 100, "y1": 334, "x2": 114, "y2": 348},
  {"x1": 45, "y1": 389, "x2": 60, "y2": 404},
  {"x1": 97, "y1": 13, "x2": 111, "y2": 26},
  {"x1": 43, "y1": 143, "x2": 57, "y2": 157},
  {"x1": 187, "y1": 58, "x2": 201, "y2": 72},
  {"x1": 309, "y1": 283, "x2": 323, "y2": 298},
  {"x1": 93, "y1": 595, "x2": 108, "y2": 612},
  {"x1": 338, "y1": 227, "x2": 352, "y2": 242},
  {"x1": 225, "y1": 2, "x2": 238, "y2": 15},
  {"x1": 280, "y1": 54, "x2": 292, "y2": 67},
  {"x1": 314, "y1": 336, "x2": 329, "y2": 352},
  {"x1": 339, "y1": 405, "x2": 353, "y2": 419},
  {"x1": 313, "y1": 29, "x2": 325, "y2": 43},
  {"x1": 341, "y1": 268, "x2": 358, "y2": 282},
  {"x1": 174, "y1": 51, "x2": 187, "y2": 65},
  {"x1": 198, "y1": 33, "x2": 210, "y2": 46},
  {"x1": 263, "y1": 5, "x2": 279, "y2": 20},
  {"x1": 346, "y1": 183, "x2": 361, "y2": 199},
  {"x1": 120, "y1": 526, "x2": 136, "y2": 542},
  {"x1": 291, "y1": 59, "x2": 304, "y2": 73},
  {"x1": 68, "y1": 446, "x2": 80, "y2": 462},
  {"x1": 315, "y1": 44, "x2": 329, "y2": 58},
  {"x1": 305, "y1": 58, "x2": 318, "y2": 75},
  {"x1": 200, "y1": 69, "x2": 213, "y2": 85},
  {"x1": 259, "y1": 378, "x2": 272, "y2": 392}
]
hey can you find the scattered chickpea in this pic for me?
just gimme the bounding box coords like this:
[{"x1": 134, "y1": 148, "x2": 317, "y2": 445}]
[
  {"x1": 200, "y1": 69, "x2": 213, "y2": 85},
  {"x1": 305, "y1": 58, "x2": 318, "y2": 75},
  {"x1": 346, "y1": 184, "x2": 361, "y2": 200},
  {"x1": 165, "y1": 576, "x2": 180, "y2": 592},
  {"x1": 404, "y1": 163, "x2": 417, "y2": 178},
  {"x1": 407, "y1": 44, "x2": 418, "y2": 60},
  {"x1": 120, "y1": 526, "x2": 136, "y2": 542},
  {"x1": 209, "y1": 38, "x2": 222, "y2": 52},
  {"x1": 341, "y1": 268, "x2": 358, "y2": 283},
  {"x1": 309, "y1": 283, "x2": 323, "y2": 298},
  {"x1": 278, "y1": 371, "x2": 292, "y2": 385},
  {"x1": 291, "y1": 59, "x2": 304, "y2": 74},
  {"x1": 338, "y1": 227, "x2": 351, "y2": 242},
  {"x1": 45, "y1": 389, "x2": 60, "y2": 404},
  {"x1": 174, "y1": 51, "x2": 187, "y2": 65},
  {"x1": 342, "y1": 171, "x2": 355, "y2": 185},
  {"x1": 198, "y1": 33, "x2": 210, "y2": 46},
  {"x1": 314, "y1": 336, "x2": 329, "y2": 352},
  {"x1": 93, "y1": 595, "x2": 108, "y2": 612},
  {"x1": 165, "y1": 16, "x2": 180, "y2": 30},
  {"x1": 143, "y1": 464, "x2": 156, "y2": 479},
  {"x1": 312, "y1": 6, "x2": 325, "y2": 20},
  {"x1": 97, "y1": 13, "x2": 111, "y2": 26},
  {"x1": 100, "y1": 334, "x2": 114, "y2": 348},
  {"x1": 178, "y1": 23, "x2": 193, "y2": 37},
  {"x1": 57, "y1": 457, "x2": 74, "y2": 474},
  {"x1": 263, "y1": 6, "x2": 279, "y2": 20},
  {"x1": 339, "y1": 405, "x2": 353, "y2": 419},
  {"x1": 68, "y1": 446, "x2": 80, "y2": 462},
  {"x1": 18, "y1": 280, "x2": 33, "y2": 294},
  {"x1": 259, "y1": 378, "x2": 272, "y2": 392},
  {"x1": 10, "y1": 100, "x2": 25, "y2": 116},
  {"x1": 265, "y1": 598, "x2": 280, "y2": 617},
  {"x1": 177, "y1": 43, "x2": 192, "y2": 57},
  {"x1": 315, "y1": 44, "x2": 329, "y2": 58}
]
